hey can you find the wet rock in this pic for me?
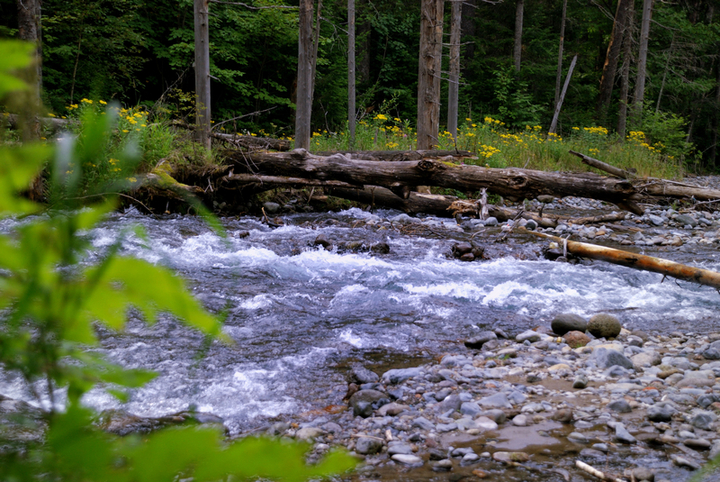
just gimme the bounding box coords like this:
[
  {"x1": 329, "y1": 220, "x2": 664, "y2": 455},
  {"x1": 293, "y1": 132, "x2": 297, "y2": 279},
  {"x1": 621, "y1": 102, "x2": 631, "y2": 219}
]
[
  {"x1": 579, "y1": 448, "x2": 606, "y2": 459},
  {"x1": 552, "y1": 409, "x2": 574, "y2": 423},
  {"x1": 377, "y1": 402, "x2": 408, "y2": 416},
  {"x1": 392, "y1": 453, "x2": 423, "y2": 465},
  {"x1": 512, "y1": 414, "x2": 529, "y2": 426},
  {"x1": 588, "y1": 313, "x2": 622, "y2": 339},
  {"x1": 296, "y1": 427, "x2": 324, "y2": 441},
  {"x1": 478, "y1": 392, "x2": 512, "y2": 409},
  {"x1": 432, "y1": 459, "x2": 453, "y2": 471},
  {"x1": 350, "y1": 366, "x2": 379, "y2": 384},
  {"x1": 382, "y1": 367, "x2": 422, "y2": 384},
  {"x1": 608, "y1": 399, "x2": 633, "y2": 413},
  {"x1": 610, "y1": 422, "x2": 637, "y2": 444},
  {"x1": 413, "y1": 417, "x2": 435, "y2": 431},
  {"x1": 464, "y1": 331, "x2": 498, "y2": 349},
  {"x1": 452, "y1": 242, "x2": 472, "y2": 257},
  {"x1": 475, "y1": 416, "x2": 499, "y2": 431},
  {"x1": 516, "y1": 330, "x2": 542, "y2": 343},
  {"x1": 628, "y1": 467, "x2": 655, "y2": 482},
  {"x1": 387, "y1": 442, "x2": 414, "y2": 455},
  {"x1": 684, "y1": 438, "x2": 711, "y2": 450},
  {"x1": 355, "y1": 436, "x2": 383, "y2": 455},
  {"x1": 551, "y1": 313, "x2": 587, "y2": 336},
  {"x1": 590, "y1": 346, "x2": 634, "y2": 370},
  {"x1": 671, "y1": 454, "x2": 701, "y2": 470},
  {"x1": 492, "y1": 451, "x2": 529, "y2": 463},
  {"x1": 371, "y1": 242, "x2": 390, "y2": 254},
  {"x1": 348, "y1": 389, "x2": 387, "y2": 417},
  {"x1": 563, "y1": 330, "x2": 591, "y2": 348},
  {"x1": 314, "y1": 234, "x2": 332, "y2": 249},
  {"x1": 481, "y1": 409, "x2": 506, "y2": 424},
  {"x1": 572, "y1": 373, "x2": 589, "y2": 389},
  {"x1": 688, "y1": 409, "x2": 716, "y2": 430},
  {"x1": 568, "y1": 432, "x2": 590, "y2": 444},
  {"x1": 263, "y1": 201, "x2": 281, "y2": 213}
]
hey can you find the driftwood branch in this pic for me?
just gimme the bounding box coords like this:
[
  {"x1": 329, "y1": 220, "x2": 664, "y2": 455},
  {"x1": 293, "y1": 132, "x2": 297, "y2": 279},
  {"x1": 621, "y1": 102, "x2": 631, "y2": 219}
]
[{"x1": 529, "y1": 230, "x2": 720, "y2": 290}]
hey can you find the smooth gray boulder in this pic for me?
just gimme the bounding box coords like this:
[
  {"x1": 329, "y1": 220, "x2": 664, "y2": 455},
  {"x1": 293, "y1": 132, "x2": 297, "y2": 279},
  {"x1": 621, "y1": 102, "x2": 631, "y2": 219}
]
[
  {"x1": 551, "y1": 313, "x2": 587, "y2": 336},
  {"x1": 382, "y1": 367, "x2": 422, "y2": 384}
]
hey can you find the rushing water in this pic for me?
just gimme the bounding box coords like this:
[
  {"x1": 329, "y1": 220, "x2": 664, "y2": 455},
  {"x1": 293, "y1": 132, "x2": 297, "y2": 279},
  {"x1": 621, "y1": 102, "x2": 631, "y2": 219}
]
[{"x1": 1, "y1": 207, "x2": 720, "y2": 436}]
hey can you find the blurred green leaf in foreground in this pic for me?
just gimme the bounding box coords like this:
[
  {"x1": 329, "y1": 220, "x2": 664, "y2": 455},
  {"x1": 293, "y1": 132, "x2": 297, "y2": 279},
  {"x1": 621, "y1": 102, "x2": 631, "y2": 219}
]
[{"x1": 0, "y1": 39, "x2": 356, "y2": 482}]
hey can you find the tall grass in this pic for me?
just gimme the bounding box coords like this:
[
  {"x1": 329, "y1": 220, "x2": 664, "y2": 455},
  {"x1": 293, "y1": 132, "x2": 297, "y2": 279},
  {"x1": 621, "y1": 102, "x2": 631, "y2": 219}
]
[{"x1": 307, "y1": 115, "x2": 686, "y2": 180}]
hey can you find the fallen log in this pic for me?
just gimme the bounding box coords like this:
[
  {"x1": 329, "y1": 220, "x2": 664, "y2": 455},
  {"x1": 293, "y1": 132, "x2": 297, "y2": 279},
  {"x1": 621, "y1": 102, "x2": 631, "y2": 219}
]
[
  {"x1": 212, "y1": 132, "x2": 291, "y2": 151},
  {"x1": 313, "y1": 149, "x2": 473, "y2": 161},
  {"x1": 328, "y1": 185, "x2": 627, "y2": 228},
  {"x1": 224, "y1": 148, "x2": 644, "y2": 214},
  {"x1": 571, "y1": 150, "x2": 720, "y2": 202},
  {"x1": 223, "y1": 173, "x2": 360, "y2": 190},
  {"x1": 528, "y1": 230, "x2": 720, "y2": 290}
]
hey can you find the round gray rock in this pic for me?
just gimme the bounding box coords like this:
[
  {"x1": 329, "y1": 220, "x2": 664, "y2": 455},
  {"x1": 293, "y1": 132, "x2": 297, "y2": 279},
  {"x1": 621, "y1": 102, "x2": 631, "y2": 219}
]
[
  {"x1": 355, "y1": 436, "x2": 383, "y2": 455},
  {"x1": 551, "y1": 313, "x2": 587, "y2": 336},
  {"x1": 588, "y1": 313, "x2": 622, "y2": 338}
]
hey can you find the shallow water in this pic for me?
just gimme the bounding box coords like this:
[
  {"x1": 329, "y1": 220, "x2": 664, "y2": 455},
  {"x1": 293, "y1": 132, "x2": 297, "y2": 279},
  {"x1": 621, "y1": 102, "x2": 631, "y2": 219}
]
[{"x1": 1, "y1": 207, "x2": 719, "y2": 438}]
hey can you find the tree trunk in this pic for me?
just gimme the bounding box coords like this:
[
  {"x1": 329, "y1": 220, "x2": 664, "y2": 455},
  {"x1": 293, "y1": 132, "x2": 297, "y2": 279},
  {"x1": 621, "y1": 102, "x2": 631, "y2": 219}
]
[
  {"x1": 357, "y1": 10, "x2": 371, "y2": 84},
  {"x1": 295, "y1": 0, "x2": 314, "y2": 150},
  {"x1": 193, "y1": 0, "x2": 211, "y2": 151},
  {"x1": 513, "y1": 0, "x2": 524, "y2": 72},
  {"x1": 549, "y1": 54, "x2": 577, "y2": 134},
  {"x1": 597, "y1": 0, "x2": 631, "y2": 122},
  {"x1": 222, "y1": 148, "x2": 644, "y2": 211},
  {"x1": 631, "y1": 0, "x2": 653, "y2": 128},
  {"x1": 417, "y1": 0, "x2": 444, "y2": 150},
  {"x1": 616, "y1": 0, "x2": 634, "y2": 139},
  {"x1": 447, "y1": 0, "x2": 462, "y2": 140},
  {"x1": 348, "y1": 0, "x2": 356, "y2": 149},
  {"x1": 309, "y1": 0, "x2": 323, "y2": 106},
  {"x1": 554, "y1": 0, "x2": 568, "y2": 108},
  {"x1": 16, "y1": 0, "x2": 42, "y2": 101}
]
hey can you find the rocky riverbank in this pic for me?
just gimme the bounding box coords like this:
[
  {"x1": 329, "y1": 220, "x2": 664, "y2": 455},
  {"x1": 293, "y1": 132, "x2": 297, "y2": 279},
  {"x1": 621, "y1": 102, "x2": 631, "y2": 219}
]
[{"x1": 272, "y1": 316, "x2": 720, "y2": 482}]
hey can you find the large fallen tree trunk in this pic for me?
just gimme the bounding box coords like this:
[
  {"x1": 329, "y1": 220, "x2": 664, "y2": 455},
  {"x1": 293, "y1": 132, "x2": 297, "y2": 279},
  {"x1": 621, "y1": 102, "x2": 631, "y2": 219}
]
[
  {"x1": 313, "y1": 149, "x2": 473, "y2": 161},
  {"x1": 223, "y1": 148, "x2": 645, "y2": 214},
  {"x1": 529, "y1": 230, "x2": 720, "y2": 289}
]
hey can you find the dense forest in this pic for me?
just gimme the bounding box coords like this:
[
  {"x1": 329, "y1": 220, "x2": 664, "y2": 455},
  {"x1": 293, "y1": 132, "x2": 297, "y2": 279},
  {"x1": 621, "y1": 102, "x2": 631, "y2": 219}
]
[{"x1": 1, "y1": 0, "x2": 719, "y2": 166}]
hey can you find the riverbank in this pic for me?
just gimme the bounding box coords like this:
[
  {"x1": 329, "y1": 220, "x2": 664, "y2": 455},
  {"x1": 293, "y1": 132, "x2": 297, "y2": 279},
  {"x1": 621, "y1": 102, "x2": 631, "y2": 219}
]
[{"x1": 276, "y1": 324, "x2": 720, "y2": 482}]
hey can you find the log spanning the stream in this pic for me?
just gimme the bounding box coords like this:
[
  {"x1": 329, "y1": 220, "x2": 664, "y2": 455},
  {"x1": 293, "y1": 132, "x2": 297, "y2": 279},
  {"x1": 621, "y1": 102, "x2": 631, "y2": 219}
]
[
  {"x1": 222, "y1": 148, "x2": 645, "y2": 213},
  {"x1": 528, "y1": 230, "x2": 720, "y2": 290}
]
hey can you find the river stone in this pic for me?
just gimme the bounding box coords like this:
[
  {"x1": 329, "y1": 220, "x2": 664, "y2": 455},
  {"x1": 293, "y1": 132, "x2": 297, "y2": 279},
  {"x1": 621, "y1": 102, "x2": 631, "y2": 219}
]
[
  {"x1": 436, "y1": 394, "x2": 462, "y2": 413},
  {"x1": 478, "y1": 392, "x2": 512, "y2": 409},
  {"x1": 388, "y1": 442, "x2": 414, "y2": 455},
  {"x1": 563, "y1": 330, "x2": 591, "y2": 348},
  {"x1": 628, "y1": 467, "x2": 655, "y2": 482},
  {"x1": 350, "y1": 366, "x2": 379, "y2": 384},
  {"x1": 371, "y1": 242, "x2": 390, "y2": 254},
  {"x1": 377, "y1": 402, "x2": 408, "y2": 417},
  {"x1": 573, "y1": 373, "x2": 589, "y2": 389},
  {"x1": 588, "y1": 313, "x2": 622, "y2": 338},
  {"x1": 688, "y1": 409, "x2": 716, "y2": 430},
  {"x1": 612, "y1": 422, "x2": 636, "y2": 444},
  {"x1": 675, "y1": 214, "x2": 698, "y2": 227},
  {"x1": 607, "y1": 399, "x2": 632, "y2": 413},
  {"x1": 382, "y1": 367, "x2": 422, "y2": 384},
  {"x1": 676, "y1": 370, "x2": 715, "y2": 388},
  {"x1": 263, "y1": 201, "x2": 280, "y2": 213},
  {"x1": 355, "y1": 436, "x2": 383, "y2": 455},
  {"x1": 481, "y1": 409, "x2": 506, "y2": 424},
  {"x1": 460, "y1": 401, "x2": 483, "y2": 417},
  {"x1": 516, "y1": 330, "x2": 541, "y2": 343},
  {"x1": 647, "y1": 402, "x2": 676, "y2": 422},
  {"x1": 631, "y1": 351, "x2": 662, "y2": 369},
  {"x1": 413, "y1": 417, "x2": 435, "y2": 431},
  {"x1": 702, "y1": 340, "x2": 720, "y2": 360},
  {"x1": 475, "y1": 416, "x2": 499, "y2": 431},
  {"x1": 551, "y1": 313, "x2": 587, "y2": 336},
  {"x1": 349, "y1": 389, "x2": 387, "y2": 417},
  {"x1": 295, "y1": 427, "x2": 323, "y2": 441},
  {"x1": 392, "y1": 453, "x2": 423, "y2": 465},
  {"x1": 512, "y1": 414, "x2": 529, "y2": 426},
  {"x1": 590, "y1": 347, "x2": 633, "y2": 370},
  {"x1": 314, "y1": 234, "x2": 332, "y2": 249},
  {"x1": 464, "y1": 331, "x2": 498, "y2": 349},
  {"x1": 492, "y1": 451, "x2": 529, "y2": 463}
]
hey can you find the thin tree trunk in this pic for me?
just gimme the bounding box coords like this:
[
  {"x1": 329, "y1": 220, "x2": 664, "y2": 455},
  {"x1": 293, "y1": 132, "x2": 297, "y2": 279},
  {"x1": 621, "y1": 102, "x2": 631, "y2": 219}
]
[
  {"x1": 513, "y1": 0, "x2": 524, "y2": 72},
  {"x1": 295, "y1": 0, "x2": 314, "y2": 149},
  {"x1": 348, "y1": 0, "x2": 356, "y2": 149},
  {"x1": 194, "y1": 0, "x2": 211, "y2": 150},
  {"x1": 309, "y1": 0, "x2": 323, "y2": 104},
  {"x1": 554, "y1": 0, "x2": 568, "y2": 108},
  {"x1": 711, "y1": 57, "x2": 720, "y2": 166},
  {"x1": 447, "y1": 0, "x2": 462, "y2": 140},
  {"x1": 416, "y1": 0, "x2": 444, "y2": 150},
  {"x1": 655, "y1": 34, "x2": 674, "y2": 113},
  {"x1": 597, "y1": 0, "x2": 631, "y2": 122},
  {"x1": 549, "y1": 54, "x2": 577, "y2": 134},
  {"x1": 16, "y1": 0, "x2": 42, "y2": 100},
  {"x1": 616, "y1": 0, "x2": 634, "y2": 138},
  {"x1": 631, "y1": 0, "x2": 653, "y2": 128}
]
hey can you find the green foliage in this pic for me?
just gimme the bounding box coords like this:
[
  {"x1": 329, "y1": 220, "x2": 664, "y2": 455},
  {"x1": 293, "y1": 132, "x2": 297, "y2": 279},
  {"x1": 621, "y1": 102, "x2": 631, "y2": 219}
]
[{"x1": 0, "y1": 40, "x2": 356, "y2": 482}]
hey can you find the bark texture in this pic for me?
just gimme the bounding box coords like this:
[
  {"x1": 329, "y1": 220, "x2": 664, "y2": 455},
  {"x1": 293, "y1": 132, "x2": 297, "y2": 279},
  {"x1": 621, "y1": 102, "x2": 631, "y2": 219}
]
[{"x1": 417, "y1": 0, "x2": 444, "y2": 150}]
